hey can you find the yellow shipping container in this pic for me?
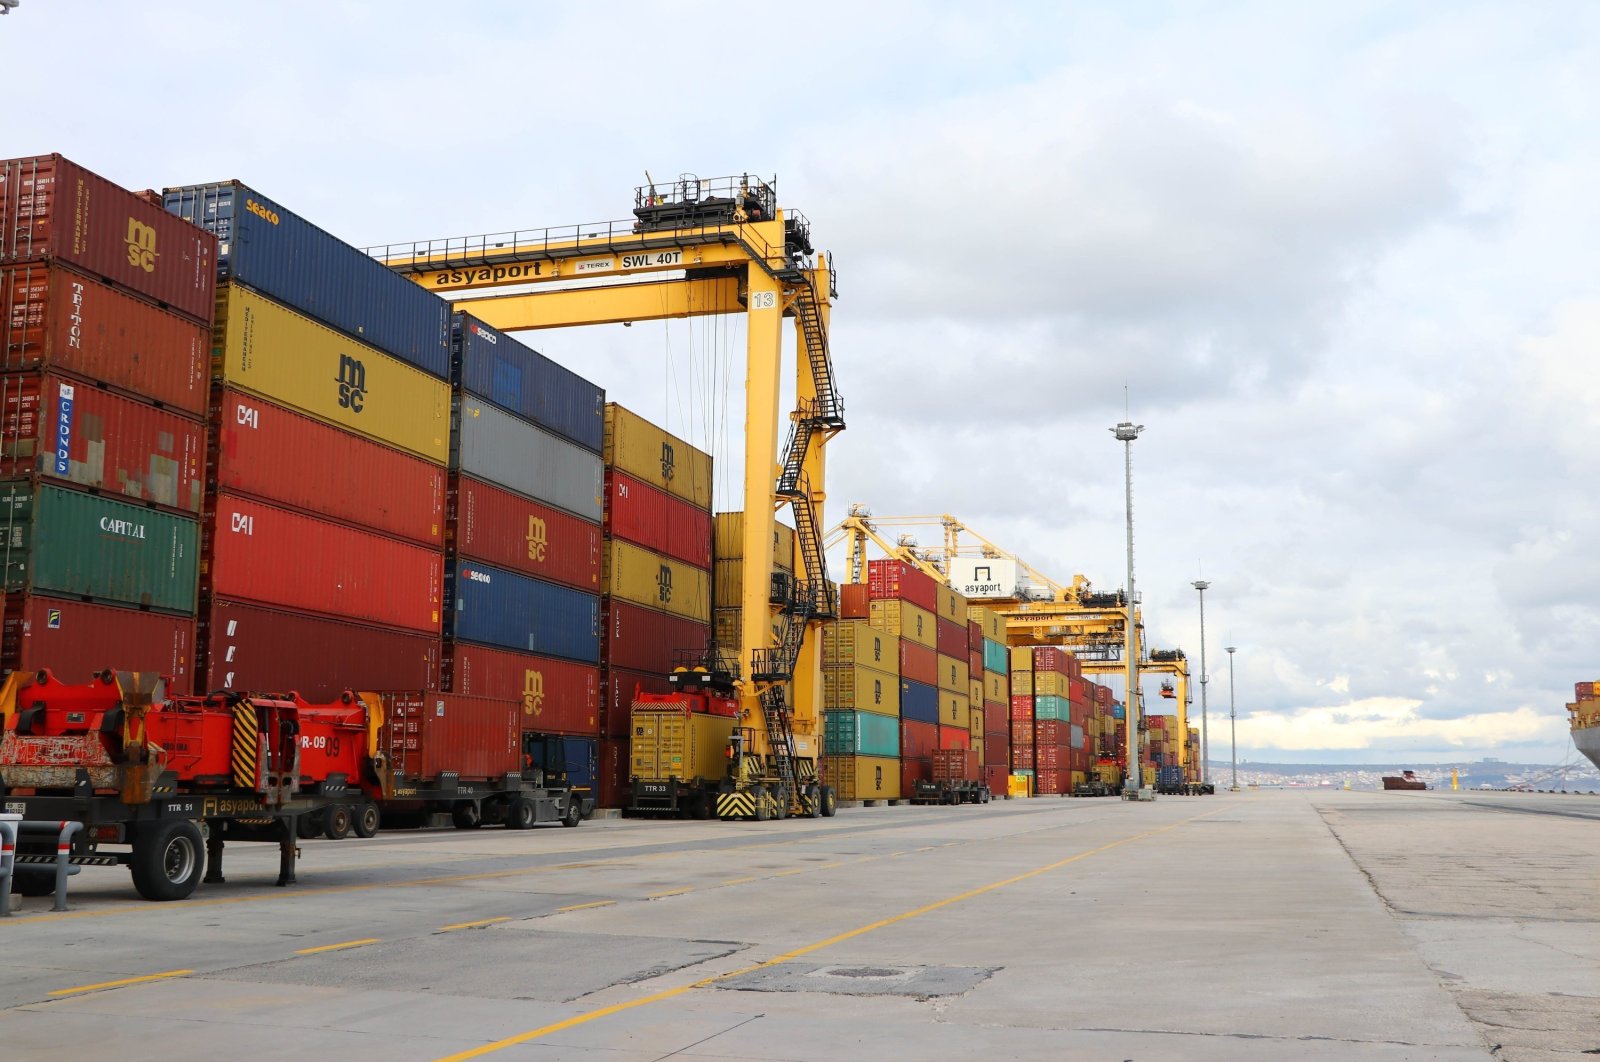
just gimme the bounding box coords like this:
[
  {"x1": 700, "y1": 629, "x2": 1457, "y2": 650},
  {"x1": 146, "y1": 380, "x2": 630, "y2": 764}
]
[
  {"x1": 712, "y1": 512, "x2": 795, "y2": 572},
  {"x1": 984, "y1": 669, "x2": 1007, "y2": 702},
  {"x1": 869, "y1": 600, "x2": 935, "y2": 649},
  {"x1": 712, "y1": 607, "x2": 783, "y2": 650},
  {"x1": 969, "y1": 678, "x2": 984, "y2": 706},
  {"x1": 1034, "y1": 672, "x2": 1067, "y2": 698},
  {"x1": 604, "y1": 540, "x2": 711, "y2": 622},
  {"x1": 935, "y1": 584, "x2": 968, "y2": 622},
  {"x1": 941, "y1": 689, "x2": 971, "y2": 731},
  {"x1": 821, "y1": 621, "x2": 894, "y2": 670},
  {"x1": 631, "y1": 709, "x2": 736, "y2": 785},
  {"x1": 973, "y1": 733, "x2": 985, "y2": 763},
  {"x1": 1008, "y1": 774, "x2": 1032, "y2": 798},
  {"x1": 968, "y1": 606, "x2": 1005, "y2": 642},
  {"x1": 215, "y1": 284, "x2": 449, "y2": 464},
  {"x1": 1011, "y1": 669, "x2": 1034, "y2": 696},
  {"x1": 825, "y1": 754, "x2": 901, "y2": 801},
  {"x1": 969, "y1": 707, "x2": 984, "y2": 740},
  {"x1": 1010, "y1": 645, "x2": 1034, "y2": 670},
  {"x1": 604, "y1": 404, "x2": 713, "y2": 510},
  {"x1": 936, "y1": 653, "x2": 969, "y2": 693},
  {"x1": 823, "y1": 665, "x2": 900, "y2": 716}
]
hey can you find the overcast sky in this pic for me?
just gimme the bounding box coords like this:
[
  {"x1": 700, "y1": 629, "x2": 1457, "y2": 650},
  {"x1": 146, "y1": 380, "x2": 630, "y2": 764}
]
[{"x1": 9, "y1": 1, "x2": 1598, "y2": 767}]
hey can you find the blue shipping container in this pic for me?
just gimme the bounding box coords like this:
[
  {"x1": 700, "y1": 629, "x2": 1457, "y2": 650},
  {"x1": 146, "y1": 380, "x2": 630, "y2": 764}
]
[
  {"x1": 823, "y1": 710, "x2": 901, "y2": 757},
  {"x1": 899, "y1": 679, "x2": 939, "y2": 724},
  {"x1": 454, "y1": 314, "x2": 605, "y2": 454},
  {"x1": 446, "y1": 559, "x2": 600, "y2": 663},
  {"x1": 162, "y1": 181, "x2": 450, "y2": 378},
  {"x1": 1035, "y1": 694, "x2": 1067, "y2": 721},
  {"x1": 528, "y1": 735, "x2": 596, "y2": 790},
  {"x1": 982, "y1": 638, "x2": 1007, "y2": 674}
]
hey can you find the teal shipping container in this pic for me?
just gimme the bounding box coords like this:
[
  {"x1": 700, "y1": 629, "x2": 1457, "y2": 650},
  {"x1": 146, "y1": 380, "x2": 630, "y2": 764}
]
[
  {"x1": 982, "y1": 637, "x2": 1007, "y2": 674},
  {"x1": 823, "y1": 710, "x2": 901, "y2": 758},
  {"x1": 1034, "y1": 694, "x2": 1068, "y2": 721},
  {"x1": 0, "y1": 483, "x2": 198, "y2": 613}
]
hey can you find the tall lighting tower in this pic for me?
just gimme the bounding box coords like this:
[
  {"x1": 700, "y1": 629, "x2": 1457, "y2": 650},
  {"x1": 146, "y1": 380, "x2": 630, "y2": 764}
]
[
  {"x1": 1193, "y1": 580, "x2": 1211, "y2": 787},
  {"x1": 1225, "y1": 645, "x2": 1239, "y2": 791},
  {"x1": 1111, "y1": 419, "x2": 1144, "y2": 795}
]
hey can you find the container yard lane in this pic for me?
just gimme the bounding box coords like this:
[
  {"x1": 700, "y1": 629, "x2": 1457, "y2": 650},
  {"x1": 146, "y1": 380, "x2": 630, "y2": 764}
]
[{"x1": 3, "y1": 791, "x2": 1570, "y2": 1061}]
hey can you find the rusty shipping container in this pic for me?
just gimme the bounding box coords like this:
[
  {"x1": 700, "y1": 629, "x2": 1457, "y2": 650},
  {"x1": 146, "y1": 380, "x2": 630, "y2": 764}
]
[
  {"x1": 601, "y1": 598, "x2": 710, "y2": 675},
  {"x1": 0, "y1": 262, "x2": 209, "y2": 414},
  {"x1": 198, "y1": 598, "x2": 440, "y2": 700},
  {"x1": 379, "y1": 692, "x2": 520, "y2": 785},
  {"x1": 213, "y1": 389, "x2": 444, "y2": 547},
  {"x1": 605, "y1": 470, "x2": 712, "y2": 569},
  {"x1": 204, "y1": 493, "x2": 442, "y2": 635},
  {"x1": 448, "y1": 474, "x2": 599, "y2": 591},
  {"x1": 443, "y1": 641, "x2": 599, "y2": 736},
  {"x1": 1, "y1": 156, "x2": 217, "y2": 323},
  {"x1": 3, "y1": 594, "x2": 194, "y2": 688},
  {"x1": 0, "y1": 372, "x2": 203, "y2": 511}
]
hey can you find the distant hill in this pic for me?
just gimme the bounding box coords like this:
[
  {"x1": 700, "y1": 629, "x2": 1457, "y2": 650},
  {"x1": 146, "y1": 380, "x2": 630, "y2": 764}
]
[{"x1": 1208, "y1": 760, "x2": 1600, "y2": 791}]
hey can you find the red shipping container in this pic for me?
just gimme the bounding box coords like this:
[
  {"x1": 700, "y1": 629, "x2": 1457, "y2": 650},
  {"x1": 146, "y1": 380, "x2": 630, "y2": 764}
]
[
  {"x1": 967, "y1": 619, "x2": 982, "y2": 651},
  {"x1": 442, "y1": 642, "x2": 599, "y2": 735},
  {"x1": 0, "y1": 262, "x2": 209, "y2": 414},
  {"x1": 839, "y1": 583, "x2": 869, "y2": 619},
  {"x1": 1012, "y1": 746, "x2": 1034, "y2": 769},
  {"x1": 378, "y1": 691, "x2": 519, "y2": 784},
  {"x1": 1037, "y1": 744, "x2": 1061, "y2": 769},
  {"x1": 938, "y1": 723, "x2": 970, "y2": 750},
  {"x1": 985, "y1": 765, "x2": 1010, "y2": 795},
  {"x1": 1, "y1": 155, "x2": 217, "y2": 324},
  {"x1": 1011, "y1": 720, "x2": 1035, "y2": 746},
  {"x1": 968, "y1": 647, "x2": 983, "y2": 679},
  {"x1": 1069, "y1": 746, "x2": 1091, "y2": 774},
  {"x1": 600, "y1": 665, "x2": 677, "y2": 737},
  {"x1": 602, "y1": 599, "x2": 710, "y2": 674},
  {"x1": 900, "y1": 756, "x2": 931, "y2": 793},
  {"x1": 204, "y1": 493, "x2": 442, "y2": 635},
  {"x1": 1095, "y1": 684, "x2": 1113, "y2": 705},
  {"x1": 932, "y1": 748, "x2": 981, "y2": 782},
  {"x1": 449, "y1": 474, "x2": 598, "y2": 588},
  {"x1": 1011, "y1": 696, "x2": 1034, "y2": 720},
  {"x1": 0, "y1": 371, "x2": 203, "y2": 511},
  {"x1": 4, "y1": 593, "x2": 195, "y2": 687},
  {"x1": 1037, "y1": 719, "x2": 1066, "y2": 746},
  {"x1": 1033, "y1": 646, "x2": 1072, "y2": 673},
  {"x1": 985, "y1": 700, "x2": 1009, "y2": 732},
  {"x1": 603, "y1": 470, "x2": 711, "y2": 570},
  {"x1": 214, "y1": 389, "x2": 445, "y2": 547},
  {"x1": 934, "y1": 616, "x2": 966, "y2": 658},
  {"x1": 597, "y1": 737, "x2": 628, "y2": 808},
  {"x1": 198, "y1": 598, "x2": 440, "y2": 700},
  {"x1": 983, "y1": 732, "x2": 1010, "y2": 767},
  {"x1": 866, "y1": 558, "x2": 937, "y2": 612},
  {"x1": 1036, "y1": 769, "x2": 1063, "y2": 795},
  {"x1": 899, "y1": 638, "x2": 937, "y2": 685},
  {"x1": 900, "y1": 718, "x2": 939, "y2": 760}
]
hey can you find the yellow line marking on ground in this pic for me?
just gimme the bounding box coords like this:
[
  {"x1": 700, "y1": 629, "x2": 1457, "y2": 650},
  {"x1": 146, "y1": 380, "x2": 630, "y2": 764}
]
[
  {"x1": 437, "y1": 917, "x2": 510, "y2": 932},
  {"x1": 718, "y1": 876, "x2": 758, "y2": 886},
  {"x1": 916, "y1": 845, "x2": 937, "y2": 851},
  {"x1": 817, "y1": 862, "x2": 845, "y2": 869},
  {"x1": 556, "y1": 900, "x2": 615, "y2": 912},
  {"x1": 436, "y1": 807, "x2": 1223, "y2": 1061},
  {"x1": 294, "y1": 937, "x2": 381, "y2": 955},
  {"x1": 772, "y1": 868, "x2": 806, "y2": 877},
  {"x1": 646, "y1": 887, "x2": 692, "y2": 899},
  {"x1": 48, "y1": 969, "x2": 191, "y2": 997}
]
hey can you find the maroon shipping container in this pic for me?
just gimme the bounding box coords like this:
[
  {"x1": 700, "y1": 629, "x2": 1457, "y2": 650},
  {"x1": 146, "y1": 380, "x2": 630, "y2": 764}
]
[
  {"x1": 604, "y1": 470, "x2": 711, "y2": 569},
  {"x1": 0, "y1": 262, "x2": 209, "y2": 414},
  {"x1": 985, "y1": 700, "x2": 1009, "y2": 733},
  {"x1": 1036, "y1": 769, "x2": 1063, "y2": 795},
  {"x1": 935, "y1": 616, "x2": 966, "y2": 658},
  {"x1": 1, "y1": 155, "x2": 217, "y2": 324},
  {"x1": 983, "y1": 732, "x2": 1010, "y2": 767},
  {"x1": 901, "y1": 756, "x2": 931, "y2": 794},
  {"x1": 204, "y1": 493, "x2": 442, "y2": 635},
  {"x1": 839, "y1": 583, "x2": 869, "y2": 619},
  {"x1": 985, "y1": 765, "x2": 1010, "y2": 795},
  {"x1": 1033, "y1": 646, "x2": 1073, "y2": 673},
  {"x1": 967, "y1": 619, "x2": 982, "y2": 651},
  {"x1": 1037, "y1": 720, "x2": 1066, "y2": 746},
  {"x1": 1095, "y1": 684, "x2": 1112, "y2": 704},
  {"x1": 1011, "y1": 720, "x2": 1035, "y2": 746},
  {"x1": 1011, "y1": 696, "x2": 1034, "y2": 721},
  {"x1": 1069, "y1": 746, "x2": 1090, "y2": 774},
  {"x1": 450, "y1": 474, "x2": 599, "y2": 590},
  {"x1": 939, "y1": 723, "x2": 971, "y2": 750},
  {"x1": 602, "y1": 598, "x2": 709, "y2": 674},
  {"x1": 4, "y1": 594, "x2": 194, "y2": 687},
  {"x1": 600, "y1": 665, "x2": 677, "y2": 737},
  {"x1": 899, "y1": 638, "x2": 937, "y2": 686},
  {"x1": 1012, "y1": 746, "x2": 1034, "y2": 769},
  {"x1": 968, "y1": 647, "x2": 983, "y2": 679},
  {"x1": 1, "y1": 371, "x2": 203, "y2": 511},
  {"x1": 866, "y1": 558, "x2": 937, "y2": 612},
  {"x1": 597, "y1": 736, "x2": 628, "y2": 808},
  {"x1": 214, "y1": 389, "x2": 445, "y2": 547},
  {"x1": 442, "y1": 641, "x2": 599, "y2": 735},
  {"x1": 932, "y1": 748, "x2": 980, "y2": 782},
  {"x1": 379, "y1": 691, "x2": 519, "y2": 784},
  {"x1": 198, "y1": 598, "x2": 440, "y2": 700},
  {"x1": 1037, "y1": 744, "x2": 1062, "y2": 770},
  {"x1": 901, "y1": 718, "x2": 939, "y2": 760}
]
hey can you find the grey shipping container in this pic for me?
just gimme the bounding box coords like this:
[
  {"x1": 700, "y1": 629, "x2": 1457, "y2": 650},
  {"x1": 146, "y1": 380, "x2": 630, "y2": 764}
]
[
  {"x1": 453, "y1": 313, "x2": 605, "y2": 453},
  {"x1": 452, "y1": 395, "x2": 602, "y2": 523}
]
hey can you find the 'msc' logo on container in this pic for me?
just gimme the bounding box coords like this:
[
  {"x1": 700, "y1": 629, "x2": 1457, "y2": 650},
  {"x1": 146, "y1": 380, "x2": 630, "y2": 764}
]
[{"x1": 54, "y1": 382, "x2": 74, "y2": 475}]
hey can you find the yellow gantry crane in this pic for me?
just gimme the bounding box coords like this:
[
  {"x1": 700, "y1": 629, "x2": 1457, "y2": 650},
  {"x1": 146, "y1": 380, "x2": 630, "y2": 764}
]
[{"x1": 371, "y1": 174, "x2": 842, "y2": 819}]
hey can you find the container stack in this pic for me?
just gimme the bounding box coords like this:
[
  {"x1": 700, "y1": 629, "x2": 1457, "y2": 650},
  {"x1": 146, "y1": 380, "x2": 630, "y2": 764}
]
[
  {"x1": 599, "y1": 404, "x2": 713, "y2": 806},
  {"x1": 859, "y1": 560, "x2": 934, "y2": 799},
  {"x1": 1065, "y1": 670, "x2": 1092, "y2": 790},
  {"x1": 162, "y1": 180, "x2": 450, "y2": 699},
  {"x1": 820, "y1": 603, "x2": 901, "y2": 802},
  {"x1": 1186, "y1": 726, "x2": 1201, "y2": 783},
  {"x1": 441, "y1": 313, "x2": 605, "y2": 774},
  {"x1": 969, "y1": 606, "x2": 1011, "y2": 795},
  {"x1": 711, "y1": 512, "x2": 792, "y2": 679},
  {"x1": 1009, "y1": 645, "x2": 1082, "y2": 795},
  {"x1": 922, "y1": 582, "x2": 974, "y2": 793},
  {"x1": 0, "y1": 155, "x2": 216, "y2": 687}
]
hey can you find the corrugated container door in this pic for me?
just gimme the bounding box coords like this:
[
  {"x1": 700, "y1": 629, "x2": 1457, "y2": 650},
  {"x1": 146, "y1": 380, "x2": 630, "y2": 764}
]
[
  {"x1": 454, "y1": 396, "x2": 603, "y2": 522},
  {"x1": 822, "y1": 665, "x2": 900, "y2": 715}
]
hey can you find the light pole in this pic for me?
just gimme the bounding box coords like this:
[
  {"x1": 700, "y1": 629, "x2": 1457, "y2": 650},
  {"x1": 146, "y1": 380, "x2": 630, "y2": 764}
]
[
  {"x1": 1225, "y1": 645, "x2": 1239, "y2": 791},
  {"x1": 1111, "y1": 420, "x2": 1144, "y2": 795},
  {"x1": 1193, "y1": 580, "x2": 1210, "y2": 788}
]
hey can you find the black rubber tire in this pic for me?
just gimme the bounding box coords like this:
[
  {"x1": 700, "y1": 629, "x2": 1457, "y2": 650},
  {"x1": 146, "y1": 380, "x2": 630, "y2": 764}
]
[
  {"x1": 324, "y1": 805, "x2": 353, "y2": 840},
  {"x1": 506, "y1": 797, "x2": 536, "y2": 830},
  {"x1": 691, "y1": 792, "x2": 711, "y2": 820},
  {"x1": 129, "y1": 818, "x2": 206, "y2": 902},
  {"x1": 819, "y1": 785, "x2": 837, "y2": 817},
  {"x1": 353, "y1": 804, "x2": 380, "y2": 838},
  {"x1": 806, "y1": 785, "x2": 823, "y2": 818},
  {"x1": 561, "y1": 796, "x2": 583, "y2": 828},
  {"x1": 752, "y1": 787, "x2": 770, "y2": 822},
  {"x1": 296, "y1": 812, "x2": 324, "y2": 840},
  {"x1": 773, "y1": 786, "x2": 789, "y2": 820},
  {"x1": 451, "y1": 803, "x2": 483, "y2": 830}
]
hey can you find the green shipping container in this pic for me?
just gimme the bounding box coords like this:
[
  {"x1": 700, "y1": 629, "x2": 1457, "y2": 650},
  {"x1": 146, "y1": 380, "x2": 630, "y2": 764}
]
[
  {"x1": 982, "y1": 637, "x2": 1007, "y2": 674},
  {"x1": 0, "y1": 484, "x2": 199, "y2": 614},
  {"x1": 823, "y1": 710, "x2": 901, "y2": 758},
  {"x1": 1035, "y1": 694, "x2": 1068, "y2": 721}
]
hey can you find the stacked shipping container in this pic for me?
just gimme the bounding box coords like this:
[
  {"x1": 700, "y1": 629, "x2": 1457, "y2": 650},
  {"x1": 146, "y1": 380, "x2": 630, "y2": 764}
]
[
  {"x1": 820, "y1": 610, "x2": 901, "y2": 801},
  {"x1": 1009, "y1": 645, "x2": 1088, "y2": 794},
  {"x1": 0, "y1": 155, "x2": 217, "y2": 687},
  {"x1": 969, "y1": 605, "x2": 1012, "y2": 796}
]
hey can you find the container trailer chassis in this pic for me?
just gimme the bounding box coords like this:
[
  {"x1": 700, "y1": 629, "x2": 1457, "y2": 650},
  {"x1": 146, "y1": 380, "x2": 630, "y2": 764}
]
[
  {"x1": 379, "y1": 774, "x2": 589, "y2": 832},
  {"x1": 909, "y1": 779, "x2": 992, "y2": 805}
]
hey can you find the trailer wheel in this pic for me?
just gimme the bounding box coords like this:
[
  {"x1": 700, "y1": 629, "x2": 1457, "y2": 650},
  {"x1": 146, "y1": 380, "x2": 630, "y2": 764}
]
[
  {"x1": 806, "y1": 784, "x2": 823, "y2": 818},
  {"x1": 324, "y1": 805, "x2": 353, "y2": 840},
  {"x1": 820, "y1": 785, "x2": 837, "y2": 817},
  {"x1": 296, "y1": 812, "x2": 324, "y2": 840},
  {"x1": 129, "y1": 818, "x2": 206, "y2": 902},
  {"x1": 752, "y1": 786, "x2": 770, "y2": 822},
  {"x1": 353, "y1": 804, "x2": 380, "y2": 838},
  {"x1": 772, "y1": 786, "x2": 789, "y2": 820},
  {"x1": 979, "y1": 788, "x2": 991, "y2": 804},
  {"x1": 506, "y1": 797, "x2": 536, "y2": 830},
  {"x1": 691, "y1": 793, "x2": 711, "y2": 820},
  {"x1": 560, "y1": 795, "x2": 583, "y2": 828},
  {"x1": 451, "y1": 803, "x2": 482, "y2": 830}
]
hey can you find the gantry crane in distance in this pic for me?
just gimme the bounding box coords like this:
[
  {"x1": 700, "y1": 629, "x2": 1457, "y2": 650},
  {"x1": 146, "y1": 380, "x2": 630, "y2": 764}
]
[
  {"x1": 369, "y1": 173, "x2": 844, "y2": 821},
  {"x1": 825, "y1": 504, "x2": 948, "y2": 584}
]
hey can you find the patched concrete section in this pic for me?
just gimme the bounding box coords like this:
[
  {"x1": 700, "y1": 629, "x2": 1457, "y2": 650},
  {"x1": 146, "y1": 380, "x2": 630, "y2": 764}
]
[
  {"x1": 203, "y1": 929, "x2": 744, "y2": 1003},
  {"x1": 717, "y1": 961, "x2": 998, "y2": 998}
]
